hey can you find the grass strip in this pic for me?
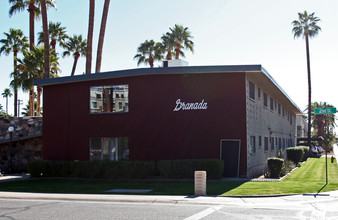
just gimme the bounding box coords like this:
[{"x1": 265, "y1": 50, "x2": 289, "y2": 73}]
[{"x1": 0, "y1": 157, "x2": 337, "y2": 196}]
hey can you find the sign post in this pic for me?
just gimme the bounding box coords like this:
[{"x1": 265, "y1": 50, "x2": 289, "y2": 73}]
[{"x1": 314, "y1": 105, "x2": 336, "y2": 185}]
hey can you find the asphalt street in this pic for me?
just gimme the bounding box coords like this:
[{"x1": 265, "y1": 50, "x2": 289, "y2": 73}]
[{"x1": 0, "y1": 191, "x2": 338, "y2": 219}]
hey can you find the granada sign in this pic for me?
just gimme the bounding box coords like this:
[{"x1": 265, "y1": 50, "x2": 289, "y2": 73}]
[{"x1": 173, "y1": 99, "x2": 208, "y2": 111}]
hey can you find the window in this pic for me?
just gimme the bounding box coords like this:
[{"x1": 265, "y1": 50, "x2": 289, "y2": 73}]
[
  {"x1": 271, "y1": 137, "x2": 275, "y2": 150},
  {"x1": 92, "y1": 102, "x2": 97, "y2": 109},
  {"x1": 258, "y1": 136, "x2": 262, "y2": 146},
  {"x1": 270, "y1": 97, "x2": 274, "y2": 111},
  {"x1": 249, "y1": 81, "x2": 255, "y2": 100},
  {"x1": 90, "y1": 137, "x2": 129, "y2": 161},
  {"x1": 282, "y1": 107, "x2": 285, "y2": 117},
  {"x1": 290, "y1": 113, "x2": 293, "y2": 125},
  {"x1": 90, "y1": 85, "x2": 129, "y2": 113},
  {"x1": 258, "y1": 87, "x2": 261, "y2": 99},
  {"x1": 250, "y1": 136, "x2": 256, "y2": 153},
  {"x1": 263, "y1": 92, "x2": 268, "y2": 107},
  {"x1": 264, "y1": 137, "x2": 269, "y2": 152},
  {"x1": 278, "y1": 104, "x2": 281, "y2": 115}
]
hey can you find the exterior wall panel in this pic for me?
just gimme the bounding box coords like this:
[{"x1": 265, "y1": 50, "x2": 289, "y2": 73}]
[{"x1": 43, "y1": 72, "x2": 248, "y2": 176}]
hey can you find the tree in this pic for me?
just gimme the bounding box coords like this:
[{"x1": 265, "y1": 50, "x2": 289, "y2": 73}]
[
  {"x1": 168, "y1": 24, "x2": 194, "y2": 60},
  {"x1": 16, "y1": 46, "x2": 59, "y2": 116},
  {"x1": 2, "y1": 88, "x2": 13, "y2": 114},
  {"x1": 134, "y1": 40, "x2": 163, "y2": 68},
  {"x1": 161, "y1": 32, "x2": 175, "y2": 60},
  {"x1": 86, "y1": 0, "x2": 95, "y2": 74},
  {"x1": 292, "y1": 11, "x2": 321, "y2": 147},
  {"x1": 38, "y1": 21, "x2": 68, "y2": 51},
  {"x1": 95, "y1": 0, "x2": 110, "y2": 73},
  {"x1": 0, "y1": 28, "x2": 29, "y2": 116},
  {"x1": 62, "y1": 35, "x2": 87, "y2": 76},
  {"x1": 8, "y1": 0, "x2": 56, "y2": 50}
]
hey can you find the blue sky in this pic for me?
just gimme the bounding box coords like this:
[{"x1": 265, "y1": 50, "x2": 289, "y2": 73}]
[{"x1": 0, "y1": 0, "x2": 338, "y2": 117}]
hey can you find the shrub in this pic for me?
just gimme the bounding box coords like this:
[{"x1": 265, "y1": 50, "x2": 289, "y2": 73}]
[
  {"x1": 267, "y1": 157, "x2": 284, "y2": 178},
  {"x1": 298, "y1": 146, "x2": 310, "y2": 161},
  {"x1": 286, "y1": 147, "x2": 304, "y2": 164},
  {"x1": 26, "y1": 160, "x2": 156, "y2": 179},
  {"x1": 157, "y1": 159, "x2": 224, "y2": 179},
  {"x1": 280, "y1": 160, "x2": 296, "y2": 177},
  {"x1": 26, "y1": 160, "x2": 49, "y2": 177}
]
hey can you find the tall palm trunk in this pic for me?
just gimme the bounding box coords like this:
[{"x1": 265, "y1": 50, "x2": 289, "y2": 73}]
[
  {"x1": 36, "y1": 86, "x2": 42, "y2": 116},
  {"x1": 86, "y1": 0, "x2": 95, "y2": 74},
  {"x1": 40, "y1": 0, "x2": 50, "y2": 79},
  {"x1": 29, "y1": 88, "x2": 34, "y2": 116},
  {"x1": 95, "y1": 0, "x2": 110, "y2": 73},
  {"x1": 175, "y1": 42, "x2": 181, "y2": 59},
  {"x1": 166, "y1": 51, "x2": 172, "y2": 60},
  {"x1": 5, "y1": 96, "x2": 8, "y2": 114},
  {"x1": 305, "y1": 33, "x2": 312, "y2": 147},
  {"x1": 71, "y1": 52, "x2": 80, "y2": 76},
  {"x1": 28, "y1": 2, "x2": 37, "y2": 115},
  {"x1": 13, "y1": 50, "x2": 18, "y2": 116},
  {"x1": 148, "y1": 55, "x2": 154, "y2": 68},
  {"x1": 28, "y1": 2, "x2": 36, "y2": 50}
]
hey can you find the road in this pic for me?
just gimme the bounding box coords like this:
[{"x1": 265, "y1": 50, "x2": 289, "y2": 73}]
[{"x1": 0, "y1": 192, "x2": 338, "y2": 219}]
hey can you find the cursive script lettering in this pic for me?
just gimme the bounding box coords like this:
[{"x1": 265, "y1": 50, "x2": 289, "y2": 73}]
[{"x1": 173, "y1": 99, "x2": 208, "y2": 111}]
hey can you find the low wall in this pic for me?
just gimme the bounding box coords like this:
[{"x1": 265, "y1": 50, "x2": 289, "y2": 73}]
[{"x1": 0, "y1": 117, "x2": 43, "y2": 173}]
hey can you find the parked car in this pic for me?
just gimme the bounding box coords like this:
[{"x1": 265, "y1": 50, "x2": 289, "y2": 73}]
[
  {"x1": 311, "y1": 145, "x2": 318, "y2": 155},
  {"x1": 317, "y1": 146, "x2": 324, "y2": 154}
]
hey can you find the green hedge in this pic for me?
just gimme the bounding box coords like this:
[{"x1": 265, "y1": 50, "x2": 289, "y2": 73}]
[
  {"x1": 298, "y1": 146, "x2": 310, "y2": 161},
  {"x1": 157, "y1": 159, "x2": 224, "y2": 179},
  {"x1": 26, "y1": 160, "x2": 156, "y2": 179},
  {"x1": 286, "y1": 147, "x2": 304, "y2": 164},
  {"x1": 267, "y1": 157, "x2": 284, "y2": 178},
  {"x1": 27, "y1": 159, "x2": 223, "y2": 180}
]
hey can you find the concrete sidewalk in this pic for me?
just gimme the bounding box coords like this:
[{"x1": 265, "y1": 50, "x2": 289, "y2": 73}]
[
  {"x1": 0, "y1": 173, "x2": 30, "y2": 182},
  {"x1": 0, "y1": 190, "x2": 337, "y2": 208}
]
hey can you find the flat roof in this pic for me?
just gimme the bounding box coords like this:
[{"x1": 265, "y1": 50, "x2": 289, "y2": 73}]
[{"x1": 34, "y1": 64, "x2": 303, "y2": 114}]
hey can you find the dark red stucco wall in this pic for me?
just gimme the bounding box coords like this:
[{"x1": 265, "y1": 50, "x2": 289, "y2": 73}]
[{"x1": 43, "y1": 72, "x2": 248, "y2": 176}]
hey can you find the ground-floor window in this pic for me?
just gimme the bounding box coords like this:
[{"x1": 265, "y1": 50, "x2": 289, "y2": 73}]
[
  {"x1": 250, "y1": 136, "x2": 256, "y2": 153},
  {"x1": 264, "y1": 137, "x2": 269, "y2": 152},
  {"x1": 90, "y1": 137, "x2": 129, "y2": 161}
]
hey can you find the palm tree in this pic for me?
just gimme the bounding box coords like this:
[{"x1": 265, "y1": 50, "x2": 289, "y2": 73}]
[
  {"x1": 17, "y1": 46, "x2": 59, "y2": 116},
  {"x1": 2, "y1": 88, "x2": 13, "y2": 114},
  {"x1": 38, "y1": 21, "x2": 68, "y2": 51},
  {"x1": 134, "y1": 40, "x2": 163, "y2": 68},
  {"x1": 86, "y1": 0, "x2": 95, "y2": 74},
  {"x1": 62, "y1": 35, "x2": 87, "y2": 76},
  {"x1": 8, "y1": 0, "x2": 56, "y2": 50},
  {"x1": 292, "y1": 11, "x2": 321, "y2": 147},
  {"x1": 161, "y1": 32, "x2": 175, "y2": 60},
  {"x1": 95, "y1": 0, "x2": 111, "y2": 73},
  {"x1": 168, "y1": 24, "x2": 194, "y2": 60},
  {"x1": 307, "y1": 102, "x2": 336, "y2": 137},
  {"x1": 0, "y1": 28, "x2": 29, "y2": 116}
]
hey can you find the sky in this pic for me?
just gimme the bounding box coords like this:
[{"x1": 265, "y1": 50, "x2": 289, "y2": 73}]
[{"x1": 0, "y1": 0, "x2": 338, "y2": 117}]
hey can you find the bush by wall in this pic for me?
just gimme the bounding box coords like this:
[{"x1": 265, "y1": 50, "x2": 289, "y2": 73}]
[
  {"x1": 298, "y1": 146, "x2": 310, "y2": 161},
  {"x1": 267, "y1": 157, "x2": 284, "y2": 178},
  {"x1": 286, "y1": 147, "x2": 305, "y2": 164},
  {"x1": 26, "y1": 160, "x2": 156, "y2": 179},
  {"x1": 157, "y1": 159, "x2": 224, "y2": 179}
]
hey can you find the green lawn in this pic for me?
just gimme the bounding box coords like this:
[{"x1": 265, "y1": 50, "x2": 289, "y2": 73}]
[{"x1": 0, "y1": 157, "x2": 337, "y2": 196}]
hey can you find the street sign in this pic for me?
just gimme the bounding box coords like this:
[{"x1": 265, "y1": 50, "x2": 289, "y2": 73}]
[{"x1": 314, "y1": 107, "x2": 336, "y2": 114}]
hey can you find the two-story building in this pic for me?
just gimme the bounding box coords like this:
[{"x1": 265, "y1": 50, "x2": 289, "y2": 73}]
[{"x1": 35, "y1": 65, "x2": 303, "y2": 178}]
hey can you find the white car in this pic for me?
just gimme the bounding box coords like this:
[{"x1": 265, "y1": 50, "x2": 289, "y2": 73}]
[
  {"x1": 317, "y1": 146, "x2": 324, "y2": 154},
  {"x1": 311, "y1": 145, "x2": 318, "y2": 155}
]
